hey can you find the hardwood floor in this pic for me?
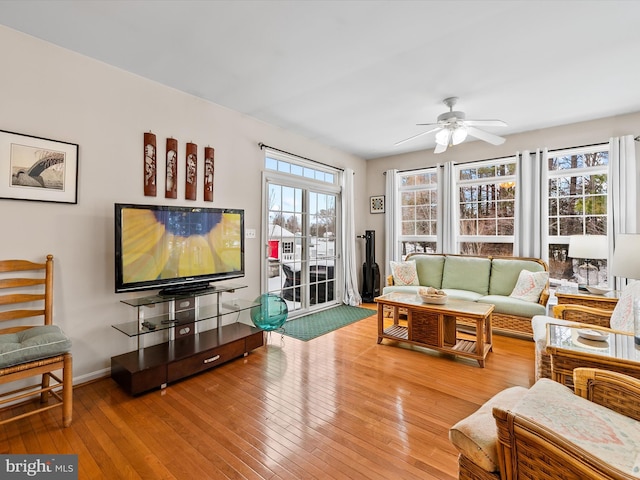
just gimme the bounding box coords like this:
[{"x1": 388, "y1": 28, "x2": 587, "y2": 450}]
[{"x1": 0, "y1": 304, "x2": 536, "y2": 479}]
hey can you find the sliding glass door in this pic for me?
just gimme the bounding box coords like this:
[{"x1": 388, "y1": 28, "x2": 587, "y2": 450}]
[{"x1": 264, "y1": 175, "x2": 340, "y2": 317}]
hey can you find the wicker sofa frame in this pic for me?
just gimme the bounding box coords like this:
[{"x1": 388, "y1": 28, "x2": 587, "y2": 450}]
[{"x1": 386, "y1": 254, "x2": 550, "y2": 338}]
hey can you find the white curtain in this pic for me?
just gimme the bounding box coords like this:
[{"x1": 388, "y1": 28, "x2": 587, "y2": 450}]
[
  {"x1": 384, "y1": 169, "x2": 399, "y2": 279},
  {"x1": 437, "y1": 162, "x2": 457, "y2": 253},
  {"x1": 514, "y1": 149, "x2": 548, "y2": 262},
  {"x1": 609, "y1": 135, "x2": 638, "y2": 289},
  {"x1": 341, "y1": 168, "x2": 361, "y2": 305}
]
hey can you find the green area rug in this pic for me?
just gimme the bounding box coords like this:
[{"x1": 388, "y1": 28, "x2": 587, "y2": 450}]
[{"x1": 282, "y1": 305, "x2": 375, "y2": 341}]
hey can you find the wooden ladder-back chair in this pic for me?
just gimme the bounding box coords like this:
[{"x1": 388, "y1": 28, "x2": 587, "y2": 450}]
[{"x1": 0, "y1": 255, "x2": 72, "y2": 427}]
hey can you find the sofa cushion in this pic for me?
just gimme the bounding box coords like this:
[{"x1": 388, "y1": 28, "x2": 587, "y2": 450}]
[
  {"x1": 509, "y1": 269, "x2": 548, "y2": 303},
  {"x1": 441, "y1": 256, "x2": 492, "y2": 296},
  {"x1": 411, "y1": 255, "x2": 446, "y2": 289},
  {"x1": 449, "y1": 386, "x2": 528, "y2": 473},
  {"x1": 489, "y1": 258, "x2": 546, "y2": 296},
  {"x1": 479, "y1": 295, "x2": 546, "y2": 318},
  {"x1": 0, "y1": 325, "x2": 72, "y2": 368},
  {"x1": 513, "y1": 378, "x2": 640, "y2": 476},
  {"x1": 390, "y1": 260, "x2": 420, "y2": 286}
]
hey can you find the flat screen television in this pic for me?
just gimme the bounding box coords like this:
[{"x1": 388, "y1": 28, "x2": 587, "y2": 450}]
[{"x1": 114, "y1": 203, "x2": 245, "y2": 295}]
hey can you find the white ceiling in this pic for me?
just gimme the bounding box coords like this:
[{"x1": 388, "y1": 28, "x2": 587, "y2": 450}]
[{"x1": 2, "y1": 0, "x2": 640, "y2": 159}]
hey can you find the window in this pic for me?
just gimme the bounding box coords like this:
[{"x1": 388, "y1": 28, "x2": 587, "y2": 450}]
[
  {"x1": 456, "y1": 158, "x2": 516, "y2": 256},
  {"x1": 547, "y1": 145, "x2": 609, "y2": 286},
  {"x1": 398, "y1": 169, "x2": 438, "y2": 258},
  {"x1": 265, "y1": 155, "x2": 335, "y2": 185}
]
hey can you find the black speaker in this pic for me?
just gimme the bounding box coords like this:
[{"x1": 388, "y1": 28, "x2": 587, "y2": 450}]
[{"x1": 358, "y1": 230, "x2": 380, "y2": 302}]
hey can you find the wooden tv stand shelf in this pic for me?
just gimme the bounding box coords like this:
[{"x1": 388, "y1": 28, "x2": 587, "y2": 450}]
[{"x1": 111, "y1": 283, "x2": 263, "y2": 395}]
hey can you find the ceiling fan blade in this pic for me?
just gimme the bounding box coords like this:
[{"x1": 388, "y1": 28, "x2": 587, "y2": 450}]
[
  {"x1": 434, "y1": 142, "x2": 448, "y2": 154},
  {"x1": 464, "y1": 119, "x2": 507, "y2": 127},
  {"x1": 466, "y1": 126, "x2": 506, "y2": 145},
  {"x1": 394, "y1": 126, "x2": 441, "y2": 146}
]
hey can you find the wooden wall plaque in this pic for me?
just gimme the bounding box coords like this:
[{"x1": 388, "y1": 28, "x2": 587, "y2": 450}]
[
  {"x1": 204, "y1": 146, "x2": 214, "y2": 202},
  {"x1": 166, "y1": 138, "x2": 178, "y2": 199},
  {"x1": 185, "y1": 142, "x2": 197, "y2": 200},
  {"x1": 143, "y1": 132, "x2": 157, "y2": 196}
]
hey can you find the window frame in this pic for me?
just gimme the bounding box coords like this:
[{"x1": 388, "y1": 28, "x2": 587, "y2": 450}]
[
  {"x1": 455, "y1": 156, "x2": 517, "y2": 254},
  {"x1": 546, "y1": 144, "x2": 609, "y2": 286},
  {"x1": 397, "y1": 168, "x2": 438, "y2": 258}
]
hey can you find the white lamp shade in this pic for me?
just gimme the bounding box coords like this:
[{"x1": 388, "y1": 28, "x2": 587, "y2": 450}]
[
  {"x1": 611, "y1": 234, "x2": 640, "y2": 280},
  {"x1": 451, "y1": 126, "x2": 468, "y2": 145},
  {"x1": 435, "y1": 128, "x2": 451, "y2": 146},
  {"x1": 568, "y1": 235, "x2": 608, "y2": 260}
]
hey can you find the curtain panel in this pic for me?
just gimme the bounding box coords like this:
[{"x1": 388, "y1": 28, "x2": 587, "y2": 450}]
[
  {"x1": 342, "y1": 168, "x2": 362, "y2": 305},
  {"x1": 609, "y1": 135, "x2": 638, "y2": 289},
  {"x1": 384, "y1": 169, "x2": 399, "y2": 279},
  {"x1": 514, "y1": 149, "x2": 548, "y2": 261},
  {"x1": 437, "y1": 162, "x2": 457, "y2": 253}
]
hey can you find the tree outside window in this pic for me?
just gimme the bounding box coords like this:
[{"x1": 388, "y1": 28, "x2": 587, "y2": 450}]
[
  {"x1": 547, "y1": 147, "x2": 608, "y2": 286},
  {"x1": 457, "y1": 159, "x2": 516, "y2": 256},
  {"x1": 399, "y1": 169, "x2": 437, "y2": 258}
]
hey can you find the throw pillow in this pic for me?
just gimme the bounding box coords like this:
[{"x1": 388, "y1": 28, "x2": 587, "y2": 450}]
[
  {"x1": 509, "y1": 269, "x2": 548, "y2": 303},
  {"x1": 610, "y1": 280, "x2": 640, "y2": 332},
  {"x1": 390, "y1": 260, "x2": 420, "y2": 286}
]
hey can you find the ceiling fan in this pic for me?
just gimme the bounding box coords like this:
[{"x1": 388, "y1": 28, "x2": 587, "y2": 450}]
[{"x1": 395, "y1": 97, "x2": 507, "y2": 154}]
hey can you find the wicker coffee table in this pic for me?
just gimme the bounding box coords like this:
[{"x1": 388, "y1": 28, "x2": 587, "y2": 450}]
[
  {"x1": 546, "y1": 323, "x2": 640, "y2": 386},
  {"x1": 375, "y1": 292, "x2": 494, "y2": 367}
]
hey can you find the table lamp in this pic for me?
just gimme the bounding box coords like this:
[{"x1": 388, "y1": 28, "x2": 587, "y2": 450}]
[
  {"x1": 611, "y1": 233, "x2": 640, "y2": 348},
  {"x1": 568, "y1": 235, "x2": 608, "y2": 290}
]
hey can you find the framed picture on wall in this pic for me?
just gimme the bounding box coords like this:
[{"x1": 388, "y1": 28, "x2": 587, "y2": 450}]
[
  {"x1": 370, "y1": 195, "x2": 385, "y2": 214},
  {"x1": 0, "y1": 129, "x2": 79, "y2": 204}
]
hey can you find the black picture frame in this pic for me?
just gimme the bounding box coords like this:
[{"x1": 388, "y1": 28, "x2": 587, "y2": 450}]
[
  {"x1": 370, "y1": 195, "x2": 385, "y2": 214},
  {"x1": 0, "y1": 129, "x2": 79, "y2": 204}
]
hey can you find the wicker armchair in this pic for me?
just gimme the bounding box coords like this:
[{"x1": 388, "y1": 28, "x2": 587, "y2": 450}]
[
  {"x1": 450, "y1": 368, "x2": 640, "y2": 480},
  {"x1": 493, "y1": 368, "x2": 640, "y2": 480}
]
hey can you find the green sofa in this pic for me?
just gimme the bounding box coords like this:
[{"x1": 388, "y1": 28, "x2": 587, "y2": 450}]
[{"x1": 383, "y1": 253, "x2": 550, "y2": 338}]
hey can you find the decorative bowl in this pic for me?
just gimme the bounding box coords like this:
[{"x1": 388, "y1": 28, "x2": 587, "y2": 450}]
[
  {"x1": 419, "y1": 293, "x2": 448, "y2": 305},
  {"x1": 585, "y1": 285, "x2": 611, "y2": 295},
  {"x1": 577, "y1": 328, "x2": 609, "y2": 342}
]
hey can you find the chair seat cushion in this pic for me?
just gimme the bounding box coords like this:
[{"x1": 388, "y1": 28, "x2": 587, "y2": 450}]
[
  {"x1": 0, "y1": 325, "x2": 72, "y2": 368},
  {"x1": 514, "y1": 378, "x2": 640, "y2": 476},
  {"x1": 449, "y1": 386, "x2": 529, "y2": 472}
]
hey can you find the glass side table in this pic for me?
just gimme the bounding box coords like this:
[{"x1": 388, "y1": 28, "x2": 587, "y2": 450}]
[{"x1": 546, "y1": 323, "x2": 640, "y2": 386}]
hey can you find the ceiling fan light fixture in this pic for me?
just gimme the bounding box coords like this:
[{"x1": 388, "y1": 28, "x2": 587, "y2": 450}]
[
  {"x1": 451, "y1": 125, "x2": 468, "y2": 145},
  {"x1": 394, "y1": 97, "x2": 506, "y2": 151},
  {"x1": 435, "y1": 128, "x2": 451, "y2": 146}
]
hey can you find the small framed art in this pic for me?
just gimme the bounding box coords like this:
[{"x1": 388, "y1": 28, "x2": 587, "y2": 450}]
[
  {"x1": 0, "y1": 129, "x2": 79, "y2": 204},
  {"x1": 370, "y1": 195, "x2": 385, "y2": 214}
]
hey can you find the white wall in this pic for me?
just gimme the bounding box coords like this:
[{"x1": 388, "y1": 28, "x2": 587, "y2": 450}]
[
  {"x1": 366, "y1": 112, "x2": 640, "y2": 265},
  {"x1": 0, "y1": 26, "x2": 367, "y2": 382}
]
